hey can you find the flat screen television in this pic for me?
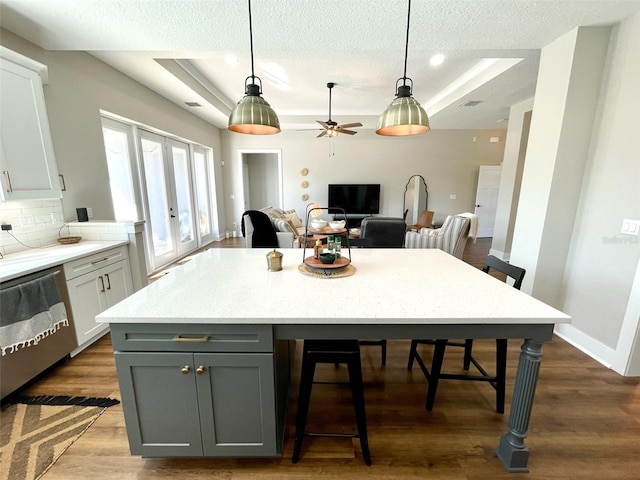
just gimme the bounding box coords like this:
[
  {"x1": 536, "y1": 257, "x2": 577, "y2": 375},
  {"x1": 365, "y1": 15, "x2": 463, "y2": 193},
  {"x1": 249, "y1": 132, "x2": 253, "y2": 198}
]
[{"x1": 328, "y1": 184, "x2": 380, "y2": 215}]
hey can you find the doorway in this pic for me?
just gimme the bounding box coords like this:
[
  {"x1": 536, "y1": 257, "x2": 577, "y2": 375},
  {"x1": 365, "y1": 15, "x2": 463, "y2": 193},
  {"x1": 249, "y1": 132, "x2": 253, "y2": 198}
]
[
  {"x1": 238, "y1": 149, "x2": 283, "y2": 214},
  {"x1": 139, "y1": 130, "x2": 198, "y2": 269},
  {"x1": 474, "y1": 165, "x2": 501, "y2": 238}
]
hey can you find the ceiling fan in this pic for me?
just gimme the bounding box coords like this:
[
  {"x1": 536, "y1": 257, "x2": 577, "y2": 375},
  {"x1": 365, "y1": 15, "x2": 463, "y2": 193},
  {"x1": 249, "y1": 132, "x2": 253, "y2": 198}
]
[{"x1": 303, "y1": 82, "x2": 362, "y2": 138}]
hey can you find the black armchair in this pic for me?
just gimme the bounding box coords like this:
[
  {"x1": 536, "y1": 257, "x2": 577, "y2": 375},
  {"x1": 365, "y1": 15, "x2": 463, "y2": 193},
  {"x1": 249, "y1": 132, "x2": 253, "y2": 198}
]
[{"x1": 360, "y1": 217, "x2": 406, "y2": 248}]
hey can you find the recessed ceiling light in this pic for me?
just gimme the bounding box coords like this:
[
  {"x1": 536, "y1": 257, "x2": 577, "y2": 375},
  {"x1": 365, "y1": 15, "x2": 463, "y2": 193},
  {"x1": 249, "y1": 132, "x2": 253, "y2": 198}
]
[
  {"x1": 185, "y1": 102, "x2": 202, "y2": 107},
  {"x1": 224, "y1": 54, "x2": 239, "y2": 65},
  {"x1": 430, "y1": 54, "x2": 445, "y2": 66}
]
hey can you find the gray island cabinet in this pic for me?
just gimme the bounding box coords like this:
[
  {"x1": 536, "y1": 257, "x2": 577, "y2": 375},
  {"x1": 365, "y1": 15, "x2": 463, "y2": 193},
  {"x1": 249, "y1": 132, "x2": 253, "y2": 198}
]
[
  {"x1": 111, "y1": 323, "x2": 292, "y2": 457},
  {"x1": 98, "y1": 248, "x2": 570, "y2": 471}
]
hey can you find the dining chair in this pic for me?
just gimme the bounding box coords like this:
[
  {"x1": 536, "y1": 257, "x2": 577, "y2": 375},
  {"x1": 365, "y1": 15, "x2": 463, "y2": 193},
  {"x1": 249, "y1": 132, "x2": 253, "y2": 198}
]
[
  {"x1": 405, "y1": 210, "x2": 434, "y2": 231},
  {"x1": 407, "y1": 255, "x2": 526, "y2": 413}
]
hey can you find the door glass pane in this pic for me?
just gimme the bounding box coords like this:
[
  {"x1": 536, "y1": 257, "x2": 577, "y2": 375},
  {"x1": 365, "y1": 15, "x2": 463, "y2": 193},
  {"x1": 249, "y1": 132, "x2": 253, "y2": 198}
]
[
  {"x1": 172, "y1": 145, "x2": 194, "y2": 244},
  {"x1": 102, "y1": 127, "x2": 137, "y2": 221},
  {"x1": 194, "y1": 151, "x2": 210, "y2": 238},
  {"x1": 141, "y1": 138, "x2": 173, "y2": 256}
]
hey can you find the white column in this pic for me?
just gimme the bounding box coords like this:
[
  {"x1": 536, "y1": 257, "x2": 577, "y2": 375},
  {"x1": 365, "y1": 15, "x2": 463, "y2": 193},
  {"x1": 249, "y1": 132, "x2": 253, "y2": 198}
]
[
  {"x1": 510, "y1": 27, "x2": 611, "y2": 306},
  {"x1": 491, "y1": 98, "x2": 534, "y2": 261}
]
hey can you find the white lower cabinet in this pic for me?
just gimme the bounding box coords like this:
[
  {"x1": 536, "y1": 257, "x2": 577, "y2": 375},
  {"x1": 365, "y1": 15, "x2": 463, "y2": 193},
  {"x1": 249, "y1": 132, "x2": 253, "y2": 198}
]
[{"x1": 64, "y1": 247, "x2": 132, "y2": 350}]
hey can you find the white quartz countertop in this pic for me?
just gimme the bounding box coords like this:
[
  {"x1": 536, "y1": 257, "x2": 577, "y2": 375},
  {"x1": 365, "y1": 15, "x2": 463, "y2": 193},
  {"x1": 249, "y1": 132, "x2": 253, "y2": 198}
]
[
  {"x1": 0, "y1": 241, "x2": 129, "y2": 282},
  {"x1": 98, "y1": 248, "x2": 570, "y2": 326}
]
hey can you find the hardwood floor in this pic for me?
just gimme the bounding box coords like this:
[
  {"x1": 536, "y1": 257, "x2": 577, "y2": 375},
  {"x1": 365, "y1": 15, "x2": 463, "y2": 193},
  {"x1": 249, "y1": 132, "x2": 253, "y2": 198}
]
[{"x1": 8, "y1": 238, "x2": 640, "y2": 479}]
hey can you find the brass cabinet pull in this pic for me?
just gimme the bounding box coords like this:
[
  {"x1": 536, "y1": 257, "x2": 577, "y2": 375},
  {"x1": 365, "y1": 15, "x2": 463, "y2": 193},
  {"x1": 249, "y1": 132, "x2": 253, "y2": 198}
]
[
  {"x1": 196, "y1": 366, "x2": 205, "y2": 375},
  {"x1": 3, "y1": 171, "x2": 13, "y2": 193},
  {"x1": 105, "y1": 273, "x2": 111, "y2": 290},
  {"x1": 172, "y1": 335, "x2": 210, "y2": 342},
  {"x1": 98, "y1": 275, "x2": 105, "y2": 292},
  {"x1": 91, "y1": 257, "x2": 110, "y2": 265},
  {"x1": 181, "y1": 366, "x2": 190, "y2": 374},
  {"x1": 58, "y1": 174, "x2": 66, "y2": 191}
]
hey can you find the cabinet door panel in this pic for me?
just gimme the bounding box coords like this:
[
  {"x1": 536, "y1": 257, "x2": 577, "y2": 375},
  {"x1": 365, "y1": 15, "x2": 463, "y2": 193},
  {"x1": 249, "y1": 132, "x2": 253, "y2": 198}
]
[
  {"x1": 0, "y1": 58, "x2": 60, "y2": 200},
  {"x1": 115, "y1": 352, "x2": 203, "y2": 456},
  {"x1": 103, "y1": 260, "x2": 132, "y2": 307},
  {"x1": 195, "y1": 353, "x2": 277, "y2": 456},
  {"x1": 66, "y1": 271, "x2": 109, "y2": 345}
]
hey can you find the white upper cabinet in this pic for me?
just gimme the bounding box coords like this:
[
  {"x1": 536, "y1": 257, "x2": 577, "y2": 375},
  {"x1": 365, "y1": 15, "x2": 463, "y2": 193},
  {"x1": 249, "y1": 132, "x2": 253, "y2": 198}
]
[{"x1": 0, "y1": 48, "x2": 62, "y2": 201}]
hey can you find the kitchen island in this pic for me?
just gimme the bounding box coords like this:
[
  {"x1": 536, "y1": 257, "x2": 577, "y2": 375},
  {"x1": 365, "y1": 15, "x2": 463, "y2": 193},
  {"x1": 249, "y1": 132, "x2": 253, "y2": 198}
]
[{"x1": 98, "y1": 247, "x2": 570, "y2": 472}]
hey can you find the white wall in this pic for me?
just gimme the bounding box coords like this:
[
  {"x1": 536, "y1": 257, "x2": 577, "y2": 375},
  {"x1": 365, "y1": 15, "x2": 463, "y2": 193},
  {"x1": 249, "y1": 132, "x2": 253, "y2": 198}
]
[
  {"x1": 220, "y1": 129, "x2": 506, "y2": 230},
  {"x1": 555, "y1": 14, "x2": 640, "y2": 373}
]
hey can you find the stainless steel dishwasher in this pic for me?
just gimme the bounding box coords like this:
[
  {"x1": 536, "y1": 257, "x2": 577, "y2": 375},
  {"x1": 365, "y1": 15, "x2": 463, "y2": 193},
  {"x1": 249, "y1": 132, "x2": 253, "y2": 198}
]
[{"x1": 0, "y1": 265, "x2": 78, "y2": 399}]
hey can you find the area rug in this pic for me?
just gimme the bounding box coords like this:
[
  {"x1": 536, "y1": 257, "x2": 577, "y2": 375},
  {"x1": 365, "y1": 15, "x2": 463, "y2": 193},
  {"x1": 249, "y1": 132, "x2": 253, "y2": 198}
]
[{"x1": 0, "y1": 396, "x2": 119, "y2": 480}]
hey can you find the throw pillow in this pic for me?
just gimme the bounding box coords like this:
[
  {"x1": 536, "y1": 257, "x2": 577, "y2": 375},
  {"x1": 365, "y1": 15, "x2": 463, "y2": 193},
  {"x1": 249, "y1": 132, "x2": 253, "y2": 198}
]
[
  {"x1": 273, "y1": 218, "x2": 298, "y2": 236},
  {"x1": 259, "y1": 207, "x2": 282, "y2": 218},
  {"x1": 284, "y1": 212, "x2": 303, "y2": 228}
]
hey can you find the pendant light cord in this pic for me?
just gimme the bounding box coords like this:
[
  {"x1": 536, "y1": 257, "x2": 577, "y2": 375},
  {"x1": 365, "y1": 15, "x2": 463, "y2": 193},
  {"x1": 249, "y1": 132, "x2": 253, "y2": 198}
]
[
  {"x1": 248, "y1": 0, "x2": 255, "y2": 81},
  {"x1": 402, "y1": 0, "x2": 412, "y2": 86}
]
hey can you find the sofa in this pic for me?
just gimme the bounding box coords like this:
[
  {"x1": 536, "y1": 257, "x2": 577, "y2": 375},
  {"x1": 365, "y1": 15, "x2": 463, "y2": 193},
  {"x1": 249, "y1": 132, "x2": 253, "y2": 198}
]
[{"x1": 242, "y1": 207, "x2": 305, "y2": 248}]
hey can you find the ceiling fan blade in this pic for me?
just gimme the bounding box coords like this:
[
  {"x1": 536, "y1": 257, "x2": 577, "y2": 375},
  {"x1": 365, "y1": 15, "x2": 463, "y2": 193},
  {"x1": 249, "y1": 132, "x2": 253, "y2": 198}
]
[
  {"x1": 316, "y1": 120, "x2": 329, "y2": 128},
  {"x1": 296, "y1": 128, "x2": 324, "y2": 131},
  {"x1": 316, "y1": 131, "x2": 328, "y2": 138},
  {"x1": 337, "y1": 129, "x2": 358, "y2": 135},
  {"x1": 337, "y1": 122, "x2": 362, "y2": 129}
]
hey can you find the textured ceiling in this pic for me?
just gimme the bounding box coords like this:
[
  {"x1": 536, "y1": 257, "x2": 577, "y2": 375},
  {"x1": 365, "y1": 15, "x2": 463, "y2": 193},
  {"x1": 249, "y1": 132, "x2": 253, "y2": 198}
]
[{"x1": 2, "y1": 0, "x2": 639, "y2": 131}]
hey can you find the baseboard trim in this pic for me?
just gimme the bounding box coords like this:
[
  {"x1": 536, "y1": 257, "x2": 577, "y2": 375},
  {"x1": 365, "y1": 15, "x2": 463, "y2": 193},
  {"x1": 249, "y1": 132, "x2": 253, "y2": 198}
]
[
  {"x1": 488, "y1": 248, "x2": 510, "y2": 262},
  {"x1": 553, "y1": 324, "x2": 615, "y2": 370}
]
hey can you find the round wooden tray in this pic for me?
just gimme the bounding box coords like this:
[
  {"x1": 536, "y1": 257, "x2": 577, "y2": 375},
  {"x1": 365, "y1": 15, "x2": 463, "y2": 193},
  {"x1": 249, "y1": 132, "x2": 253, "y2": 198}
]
[
  {"x1": 298, "y1": 263, "x2": 356, "y2": 279},
  {"x1": 308, "y1": 226, "x2": 347, "y2": 235},
  {"x1": 303, "y1": 255, "x2": 350, "y2": 269}
]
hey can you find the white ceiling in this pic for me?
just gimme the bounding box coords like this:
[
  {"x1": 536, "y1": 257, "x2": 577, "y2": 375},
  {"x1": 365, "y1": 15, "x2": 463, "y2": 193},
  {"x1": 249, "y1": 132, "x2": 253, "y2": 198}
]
[{"x1": 2, "y1": 0, "x2": 639, "y2": 131}]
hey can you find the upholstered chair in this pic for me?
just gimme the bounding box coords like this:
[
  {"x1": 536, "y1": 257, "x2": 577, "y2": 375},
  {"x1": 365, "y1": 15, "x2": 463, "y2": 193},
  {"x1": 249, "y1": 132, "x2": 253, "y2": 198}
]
[{"x1": 404, "y1": 215, "x2": 471, "y2": 259}]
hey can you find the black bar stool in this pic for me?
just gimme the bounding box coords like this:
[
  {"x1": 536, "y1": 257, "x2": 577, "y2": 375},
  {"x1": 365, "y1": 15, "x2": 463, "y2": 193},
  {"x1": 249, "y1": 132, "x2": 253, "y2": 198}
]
[{"x1": 291, "y1": 339, "x2": 371, "y2": 466}]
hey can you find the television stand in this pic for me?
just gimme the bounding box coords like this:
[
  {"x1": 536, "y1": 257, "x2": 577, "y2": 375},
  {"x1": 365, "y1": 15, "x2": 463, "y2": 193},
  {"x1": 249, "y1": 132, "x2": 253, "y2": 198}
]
[{"x1": 331, "y1": 213, "x2": 374, "y2": 229}]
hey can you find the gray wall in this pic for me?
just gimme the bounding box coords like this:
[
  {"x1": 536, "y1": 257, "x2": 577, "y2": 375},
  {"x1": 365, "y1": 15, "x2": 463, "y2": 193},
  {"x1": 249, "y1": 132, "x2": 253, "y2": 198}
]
[
  {"x1": 221, "y1": 129, "x2": 506, "y2": 230},
  {"x1": 244, "y1": 152, "x2": 280, "y2": 211},
  {"x1": 554, "y1": 16, "x2": 640, "y2": 373},
  {"x1": 0, "y1": 29, "x2": 224, "y2": 227}
]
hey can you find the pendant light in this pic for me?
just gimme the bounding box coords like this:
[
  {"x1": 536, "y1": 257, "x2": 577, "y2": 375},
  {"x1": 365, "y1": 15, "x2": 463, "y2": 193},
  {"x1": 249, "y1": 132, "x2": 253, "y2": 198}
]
[
  {"x1": 228, "y1": 0, "x2": 280, "y2": 135},
  {"x1": 376, "y1": 0, "x2": 429, "y2": 136}
]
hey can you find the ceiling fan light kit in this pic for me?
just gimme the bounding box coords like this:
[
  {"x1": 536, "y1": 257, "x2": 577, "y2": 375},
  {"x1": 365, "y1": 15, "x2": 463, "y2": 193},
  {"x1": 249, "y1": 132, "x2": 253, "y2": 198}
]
[
  {"x1": 228, "y1": 0, "x2": 280, "y2": 135},
  {"x1": 376, "y1": 0, "x2": 430, "y2": 136},
  {"x1": 307, "y1": 82, "x2": 362, "y2": 138}
]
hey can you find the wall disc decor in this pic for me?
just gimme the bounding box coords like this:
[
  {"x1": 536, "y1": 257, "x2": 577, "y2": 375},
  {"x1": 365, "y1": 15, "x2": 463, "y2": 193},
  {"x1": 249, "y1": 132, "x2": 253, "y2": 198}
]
[
  {"x1": 301, "y1": 194, "x2": 309, "y2": 201},
  {"x1": 300, "y1": 168, "x2": 309, "y2": 176},
  {"x1": 300, "y1": 180, "x2": 309, "y2": 188}
]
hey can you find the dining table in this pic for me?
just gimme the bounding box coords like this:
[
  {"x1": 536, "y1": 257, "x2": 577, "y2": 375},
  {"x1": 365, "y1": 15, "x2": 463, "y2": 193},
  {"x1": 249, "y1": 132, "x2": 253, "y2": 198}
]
[{"x1": 98, "y1": 247, "x2": 570, "y2": 472}]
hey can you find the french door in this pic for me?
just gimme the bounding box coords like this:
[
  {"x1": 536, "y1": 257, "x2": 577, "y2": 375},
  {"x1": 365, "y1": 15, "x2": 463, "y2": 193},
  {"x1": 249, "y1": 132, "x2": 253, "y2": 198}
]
[{"x1": 139, "y1": 131, "x2": 197, "y2": 270}]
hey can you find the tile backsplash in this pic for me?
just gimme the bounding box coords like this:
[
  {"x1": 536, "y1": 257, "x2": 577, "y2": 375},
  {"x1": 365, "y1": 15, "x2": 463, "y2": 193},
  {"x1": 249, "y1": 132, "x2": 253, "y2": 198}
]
[
  {"x1": 0, "y1": 200, "x2": 134, "y2": 255},
  {"x1": 0, "y1": 199, "x2": 67, "y2": 254}
]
